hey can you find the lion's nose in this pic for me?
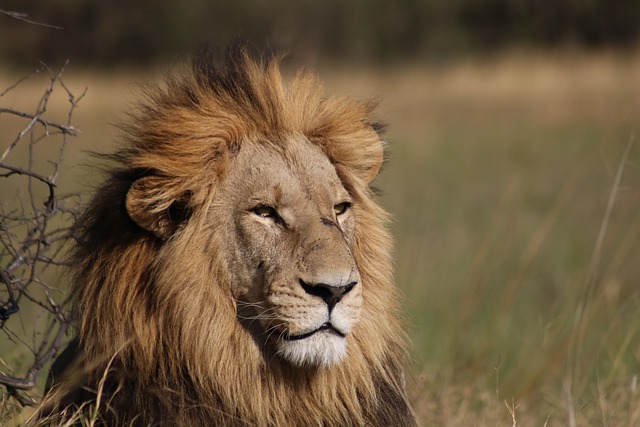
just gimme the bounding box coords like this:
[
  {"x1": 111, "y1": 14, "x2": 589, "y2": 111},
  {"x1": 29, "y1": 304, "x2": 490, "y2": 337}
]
[{"x1": 299, "y1": 279, "x2": 357, "y2": 311}]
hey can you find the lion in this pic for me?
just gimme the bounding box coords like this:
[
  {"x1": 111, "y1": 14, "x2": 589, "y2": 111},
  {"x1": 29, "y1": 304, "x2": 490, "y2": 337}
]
[{"x1": 44, "y1": 45, "x2": 416, "y2": 426}]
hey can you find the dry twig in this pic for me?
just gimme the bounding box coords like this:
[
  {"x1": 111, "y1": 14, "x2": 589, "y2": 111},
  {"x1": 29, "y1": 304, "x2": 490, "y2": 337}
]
[
  {"x1": 0, "y1": 62, "x2": 82, "y2": 408},
  {"x1": 0, "y1": 9, "x2": 64, "y2": 30}
]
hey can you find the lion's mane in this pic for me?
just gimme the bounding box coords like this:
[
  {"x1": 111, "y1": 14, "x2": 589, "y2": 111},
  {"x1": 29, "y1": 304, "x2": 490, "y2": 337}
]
[{"x1": 58, "y1": 45, "x2": 414, "y2": 426}]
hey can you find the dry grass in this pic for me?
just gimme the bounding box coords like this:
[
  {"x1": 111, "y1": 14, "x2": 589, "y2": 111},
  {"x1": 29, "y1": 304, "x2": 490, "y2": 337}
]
[{"x1": 1, "y1": 51, "x2": 639, "y2": 425}]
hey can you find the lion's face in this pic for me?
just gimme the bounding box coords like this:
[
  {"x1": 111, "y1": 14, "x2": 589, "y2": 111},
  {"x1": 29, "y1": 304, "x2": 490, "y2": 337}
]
[{"x1": 215, "y1": 138, "x2": 362, "y2": 368}]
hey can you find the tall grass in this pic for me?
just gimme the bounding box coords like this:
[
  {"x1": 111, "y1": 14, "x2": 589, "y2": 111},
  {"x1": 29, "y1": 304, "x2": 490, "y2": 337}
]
[
  {"x1": 1, "y1": 52, "x2": 639, "y2": 425},
  {"x1": 360, "y1": 53, "x2": 640, "y2": 425}
]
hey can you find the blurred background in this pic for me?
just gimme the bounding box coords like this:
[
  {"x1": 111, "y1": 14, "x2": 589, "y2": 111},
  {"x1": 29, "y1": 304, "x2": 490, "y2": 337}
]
[
  {"x1": 1, "y1": 1, "x2": 639, "y2": 425},
  {"x1": 1, "y1": 0, "x2": 640, "y2": 65}
]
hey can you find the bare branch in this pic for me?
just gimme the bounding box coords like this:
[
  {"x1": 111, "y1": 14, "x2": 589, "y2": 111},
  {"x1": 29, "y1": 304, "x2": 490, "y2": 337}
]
[
  {"x1": 0, "y1": 68, "x2": 41, "y2": 98},
  {"x1": 0, "y1": 163, "x2": 55, "y2": 188},
  {"x1": 0, "y1": 62, "x2": 81, "y2": 407},
  {"x1": 0, "y1": 269, "x2": 19, "y2": 323},
  {"x1": 0, "y1": 108, "x2": 79, "y2": 136},
  {"x1": 0, "y1": 9, "x2": 64, "y2": 30}
]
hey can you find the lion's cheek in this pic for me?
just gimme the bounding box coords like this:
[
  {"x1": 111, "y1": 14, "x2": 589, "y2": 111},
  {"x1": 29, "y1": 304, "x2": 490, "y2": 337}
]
[
  {"x1": 330, "y1": 295, "x2": 362, "y2": 335},
  {"x1": 268, "y1": 301, "x2": 328, "y2": 334}
]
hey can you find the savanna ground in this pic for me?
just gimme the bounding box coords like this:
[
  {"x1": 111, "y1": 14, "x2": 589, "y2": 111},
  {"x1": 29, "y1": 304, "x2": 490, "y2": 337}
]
[{"x1": 1, "y1": 52, "x2": 639, "y2": 425}]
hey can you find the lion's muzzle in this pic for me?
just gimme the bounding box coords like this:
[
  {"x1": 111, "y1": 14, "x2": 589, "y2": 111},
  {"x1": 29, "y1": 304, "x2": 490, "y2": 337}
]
[{"x1": 298, "y1": 278, "x2": 357, "y2": 312}]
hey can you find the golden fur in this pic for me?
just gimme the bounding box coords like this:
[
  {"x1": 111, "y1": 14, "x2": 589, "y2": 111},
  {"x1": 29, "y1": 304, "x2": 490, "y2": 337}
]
[{"x1": 46, "y1": 45, "x2": 415, "y2": 426}]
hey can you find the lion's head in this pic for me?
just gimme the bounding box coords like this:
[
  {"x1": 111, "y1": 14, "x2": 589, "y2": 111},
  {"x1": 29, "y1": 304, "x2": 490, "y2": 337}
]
[
  {"x1": 50, "y1": 45, "x2": 414, "y2": 426},
  {"x1": 214, "y1": 138, "x2": 364, "y2": 368}
]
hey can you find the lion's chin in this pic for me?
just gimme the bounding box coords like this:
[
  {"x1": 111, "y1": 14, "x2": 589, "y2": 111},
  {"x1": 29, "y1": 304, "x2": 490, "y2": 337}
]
[{"x1": 276, "y1": 330, "x2": 347, "y2": 369}]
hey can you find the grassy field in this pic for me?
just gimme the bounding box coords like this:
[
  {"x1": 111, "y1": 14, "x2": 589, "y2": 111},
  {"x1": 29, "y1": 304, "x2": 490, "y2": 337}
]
[{"x1": 1, "y1": 52, "x2": 639, "y2": 425}]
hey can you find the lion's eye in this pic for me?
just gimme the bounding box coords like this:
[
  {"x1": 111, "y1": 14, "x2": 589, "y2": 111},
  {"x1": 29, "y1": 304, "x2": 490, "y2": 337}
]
[
  {"x1": 252, "y1": 205, "x2": 278, "y2": 219},
  {"x1": 334, "y1": 202, "x2": 351, "y2": 216}
]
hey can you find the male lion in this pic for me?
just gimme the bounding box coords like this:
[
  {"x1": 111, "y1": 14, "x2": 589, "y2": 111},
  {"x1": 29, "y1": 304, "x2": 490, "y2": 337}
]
[{"x1": 44, "y1": 45, "x2": 416, "y2": 426}]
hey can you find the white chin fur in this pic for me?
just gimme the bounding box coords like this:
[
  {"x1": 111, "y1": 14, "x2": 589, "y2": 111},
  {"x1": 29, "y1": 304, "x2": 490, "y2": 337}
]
[{"x1": 276, "y1": 331, "x2": 347, "y2": 368}]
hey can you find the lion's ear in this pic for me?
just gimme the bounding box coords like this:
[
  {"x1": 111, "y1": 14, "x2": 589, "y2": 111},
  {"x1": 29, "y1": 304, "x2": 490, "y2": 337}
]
[
  {"x1": 361, "y1": 138, "x2": 385, "y2": 184},
  {"x1": 323, "y1": 134, "x2": 385, "y2": 186},
  {"x1": 347, "y1": 129, "x2": 386, "y2": 185},
  {"x1": 126, "y1": 176, "x2": 191, "y2": 238}
]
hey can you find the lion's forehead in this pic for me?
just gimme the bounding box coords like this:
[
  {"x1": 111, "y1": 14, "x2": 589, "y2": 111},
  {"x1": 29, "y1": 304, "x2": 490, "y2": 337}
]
[{"x1": 227, "y1": 138, "x2": 347, "y2": 206}]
